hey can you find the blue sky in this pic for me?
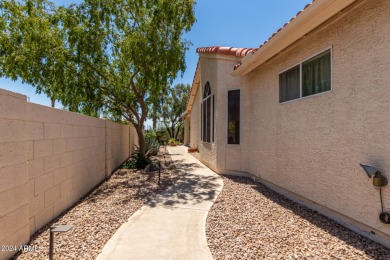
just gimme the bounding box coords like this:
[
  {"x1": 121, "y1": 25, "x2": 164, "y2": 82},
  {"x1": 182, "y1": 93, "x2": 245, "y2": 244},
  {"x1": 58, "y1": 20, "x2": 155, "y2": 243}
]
[{"x1": 0, "y1": 0, "x2": 311, "y2": 107}]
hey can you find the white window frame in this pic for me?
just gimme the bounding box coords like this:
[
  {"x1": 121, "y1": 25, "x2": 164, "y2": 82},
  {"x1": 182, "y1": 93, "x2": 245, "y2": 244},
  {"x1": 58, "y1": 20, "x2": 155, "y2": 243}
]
[{"x1": 279, "y1": 47, "x2": 332, "y2": 104}]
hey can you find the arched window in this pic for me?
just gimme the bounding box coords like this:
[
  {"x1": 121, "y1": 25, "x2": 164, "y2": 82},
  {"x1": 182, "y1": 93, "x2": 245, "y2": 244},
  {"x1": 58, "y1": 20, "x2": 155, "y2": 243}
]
[
  {"x1": 201, "y1": 82, "x2": 214, "y2": 143},
  {"x1": 203, "y1": 82, "x2": 211, "y2": 98}
]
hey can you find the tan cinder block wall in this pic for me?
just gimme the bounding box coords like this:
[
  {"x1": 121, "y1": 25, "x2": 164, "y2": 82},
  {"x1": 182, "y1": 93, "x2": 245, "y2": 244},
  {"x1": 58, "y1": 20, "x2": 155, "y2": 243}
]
[
  {"x1": 105, "y1": 120, "x2": 130, "y2": 177},
  {"x1": 129, "y1": 126, "x2": 138, "y2": 155},
  {"x1": 241, "y1": 0, "x2": 390, "y2": 240},
  {"x1": 0, "y1": 88, "x2": 135, "y2": 260},
  {"x1": 26, "y1": 102, "x2": 109, "y2": 238},
  {"x1": 0, "y1": 90, "x2": 30, "y2": 260}
]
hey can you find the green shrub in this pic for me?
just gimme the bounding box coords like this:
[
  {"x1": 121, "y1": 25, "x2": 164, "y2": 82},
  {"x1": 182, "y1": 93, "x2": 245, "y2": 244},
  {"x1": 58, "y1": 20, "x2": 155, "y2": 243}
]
[
  {"x1": 122, "y1": 152, "x2": 152, "y2": 169},
  {"x1": 122, "y1": 160, "x2": 136, "y2": 169},
  {"x1": 132, "y1": 152, "x2": 152, "y2": 169},
  {"x1": 122, "y1": 136, "x2": 159, "y2": 170},
  {"x1": 145, "y1": 131, "x2": 157, "y2": 140},
  {"x1": 145, "y1": 129, "x2": 168, "y2": 145},
  {"x1": 145, "y1": 135, "x2": 159, "y2": 157}
]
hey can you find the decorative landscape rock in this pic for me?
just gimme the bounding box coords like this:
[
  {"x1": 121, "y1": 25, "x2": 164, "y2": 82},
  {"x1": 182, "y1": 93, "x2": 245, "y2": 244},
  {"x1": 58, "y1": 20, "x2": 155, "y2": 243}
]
[
  {"x1": 144, "y1": 162, "x2": 164, "y2": 172},
  {"x1": 206, "y1": 176, "x2": 390, "y2": 259},
  {"x1": 11, "y1": 148, "x2": 178, "y2": 260}
]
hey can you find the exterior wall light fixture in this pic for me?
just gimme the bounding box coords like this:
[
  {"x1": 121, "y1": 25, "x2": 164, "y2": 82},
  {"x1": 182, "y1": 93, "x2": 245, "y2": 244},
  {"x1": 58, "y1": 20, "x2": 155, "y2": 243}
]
[
  {"x1": 360, "y1": 164, "x2": 390, "y2": 224},
  {"x1": 360, "y1": 164, "x2": 388, "y2": 187}
]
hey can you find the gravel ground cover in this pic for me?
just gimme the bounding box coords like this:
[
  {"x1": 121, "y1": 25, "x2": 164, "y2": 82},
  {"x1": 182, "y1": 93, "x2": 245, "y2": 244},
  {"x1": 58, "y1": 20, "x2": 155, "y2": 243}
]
[
  {"x1": 12, "y1": 147, "x2": 178, "y2": 260},
  {"x1": 206, "y1": 176, "x2": 390, "y2": 259}
]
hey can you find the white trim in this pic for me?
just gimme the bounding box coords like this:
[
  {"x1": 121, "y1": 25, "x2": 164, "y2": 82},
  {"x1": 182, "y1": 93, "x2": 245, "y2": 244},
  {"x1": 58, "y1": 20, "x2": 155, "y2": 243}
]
[
  {"x1": 278, "y1": 62, "x2": 301, "y2": 75},
  {"x1": 330, "y1": 45, "x2": 333, "y2": 96},
  {"x1": 232, "y1": 0, "x2": 357, "y2": 76},
  {"x1": 278, "y1": 46, "x2": 332, "y2": 75},
  {"x1": 304, "y1": 46, "x2": 333, "y2": 65},
  {"x1": 279, "y1": 47, "x2": 332, "y2": 104},
  {"x1": 299, "y1": 63, "x2": 303, "y2": 99},
  {"x1": 280, "y1": 89, "x2": 332, "y2": 105}
]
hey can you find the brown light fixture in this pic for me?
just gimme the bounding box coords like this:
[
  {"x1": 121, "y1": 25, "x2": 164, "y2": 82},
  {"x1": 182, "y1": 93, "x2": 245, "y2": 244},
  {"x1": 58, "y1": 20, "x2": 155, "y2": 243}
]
[
  {"x1": 360, "y1": 164, "x2": 390, "y2": 224},
  {"x1": 360, "y1": 164, "x2": 388, "y2": 187}
]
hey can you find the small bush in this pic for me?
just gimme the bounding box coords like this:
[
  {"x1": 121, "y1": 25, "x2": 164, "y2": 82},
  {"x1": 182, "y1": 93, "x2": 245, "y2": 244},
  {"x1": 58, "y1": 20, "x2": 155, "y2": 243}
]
[
  {"x1": 145, "y1": 136, "x2": 159, "y2": 157},
  {"x1": 122, "y1": 137, "x2": 159, "y2": 170},
  {"x1": 132, "y1": 152, "x2": 152, "y2": 169},
  {"x1": 145, "y1": 129, "x2": 167, "y2": 145},
  {"x1": 122, "y1": 160, "x2": 136, "y2": 169},
  {"x1": 145, "y1": 131, "x2": 157, "y2": 140},
  {"x1": 122, "y1": 152, "x2": 152, "y2": 169}
]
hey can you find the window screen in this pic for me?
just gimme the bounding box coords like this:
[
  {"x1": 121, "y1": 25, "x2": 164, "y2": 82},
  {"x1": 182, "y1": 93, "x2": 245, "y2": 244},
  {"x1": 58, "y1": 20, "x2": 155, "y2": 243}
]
[
  {"x1": 279, "y1": 65, "x2": 300, "y2": 103},
  {"x1": 302, "y1": 50, "x2": 331, "y2": 97}
]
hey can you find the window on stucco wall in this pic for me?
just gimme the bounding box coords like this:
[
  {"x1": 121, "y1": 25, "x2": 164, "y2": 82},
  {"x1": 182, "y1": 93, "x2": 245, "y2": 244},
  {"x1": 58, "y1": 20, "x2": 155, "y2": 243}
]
[
  {"x1": 279, "y1": 49, "x2": 331, "y2": 103},
  {"x1": 201, "y1": 82, "x2": 214, "y2": 143},
  {"x1": 227, "y1": 90, "x2": 240, "y2": 145}
]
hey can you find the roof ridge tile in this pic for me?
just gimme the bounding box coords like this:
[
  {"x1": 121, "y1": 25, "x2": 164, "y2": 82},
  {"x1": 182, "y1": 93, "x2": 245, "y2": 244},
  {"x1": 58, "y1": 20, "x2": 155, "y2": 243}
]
[{"x1": 196, "y1": 46, "x2": 258, "y2": 57}]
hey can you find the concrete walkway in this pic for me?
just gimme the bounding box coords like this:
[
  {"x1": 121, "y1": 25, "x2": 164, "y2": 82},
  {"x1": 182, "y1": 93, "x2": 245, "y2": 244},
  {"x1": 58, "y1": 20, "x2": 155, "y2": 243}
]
[{"x1": 96, "y1": 145, "x2": 224, "y2": 260}]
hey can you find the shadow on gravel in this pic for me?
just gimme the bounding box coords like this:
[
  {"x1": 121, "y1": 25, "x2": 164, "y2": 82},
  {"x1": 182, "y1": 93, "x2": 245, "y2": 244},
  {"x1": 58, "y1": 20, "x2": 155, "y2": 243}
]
[
  {"x1": 83, "y1": 167, "x2": 178, "y2": 206},
  {"x1": 225, "y1": 176, "x2": 390, "y2": 258},
  {"x1": 147, "y1": 160, "x2": 221, "y2": 208}
]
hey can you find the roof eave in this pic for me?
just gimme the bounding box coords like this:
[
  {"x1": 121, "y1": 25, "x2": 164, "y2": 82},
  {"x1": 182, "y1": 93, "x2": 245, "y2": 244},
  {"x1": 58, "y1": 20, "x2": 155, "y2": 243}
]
[
  {"x1": 232, "y1": 0, "x2": 358, "y2": 77},
  {"x1": 183, "y1": 60, "x2": 201, "y2": 118}
]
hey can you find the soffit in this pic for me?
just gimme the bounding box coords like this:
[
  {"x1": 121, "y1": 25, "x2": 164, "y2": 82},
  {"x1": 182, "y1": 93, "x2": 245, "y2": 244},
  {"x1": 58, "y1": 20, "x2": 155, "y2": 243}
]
[
  {"x1": 232, "y1": 0, "x2": 358, "y2": 76},
  {"x1": 183, "y1": 60, "x2": 200, "y2": 118}
]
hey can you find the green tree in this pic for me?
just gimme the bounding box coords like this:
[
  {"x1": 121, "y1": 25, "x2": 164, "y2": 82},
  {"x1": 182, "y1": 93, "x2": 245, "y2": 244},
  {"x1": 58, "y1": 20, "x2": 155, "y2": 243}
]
[
  {"x1": 0, "y1": 0, "x2": 195, "y2": 154},
  {"x1": 159, "y1": 83, "x2": 190, "y2": 140}
]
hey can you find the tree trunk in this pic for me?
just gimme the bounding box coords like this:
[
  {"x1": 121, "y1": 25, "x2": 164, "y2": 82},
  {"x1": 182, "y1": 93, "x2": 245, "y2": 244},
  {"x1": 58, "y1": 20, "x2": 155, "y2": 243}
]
[
  {"x1": 166, "y1": 127, "x2": 172, "y2": 139},
  {"x1": 171, "y1": 125, "x2": 175, "y2": 139},
  {"x1": 135, "y1": 125, "x2": 146, "y2": 155},
  {"x1": 175, "y1": 124, "x2": 181, "y2": 140},
  {"x1": 152, "y1": 117, "x2": 157, "y2": 131},
  {"x1": 51, "y1": 98, "x2": 55, "y2": 108}
]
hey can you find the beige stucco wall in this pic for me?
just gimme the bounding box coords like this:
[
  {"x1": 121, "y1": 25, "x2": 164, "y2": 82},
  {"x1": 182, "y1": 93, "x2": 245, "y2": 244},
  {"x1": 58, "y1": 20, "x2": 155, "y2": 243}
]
[
  {"x1": 190, "y1": 83, "x2": 218, "y2": 171},
  {"x1": 241, "y1": 0, "x2": 390, "y2": 240},
  {"x1": 190, "y1": 54, "x2": 245, "y2": 172},
  {"x1": 189, "y1": 86, "x2": 200, "y2": 149},
  {"x1": 189, "y1": 59, "x2": 218, "y2": 171},
  {"x1": 0, "y1": 88, "x2": 136, "y2": 260},
  {"x1": 186, "y1": 0, "x2": 390, "y2": 247},
  {"x1": 183, "y1": 116, "x2": 190, "y2": 146}
]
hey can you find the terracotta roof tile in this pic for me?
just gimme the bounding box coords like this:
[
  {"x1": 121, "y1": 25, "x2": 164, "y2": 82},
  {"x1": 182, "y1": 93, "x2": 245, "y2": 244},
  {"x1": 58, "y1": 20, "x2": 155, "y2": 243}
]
[
  {"x1": 197, "y1": 1, "x2": 316, "y2": 70},
  {"x1": 196, "y1": 46, "x2": 258, "y2": 57}
]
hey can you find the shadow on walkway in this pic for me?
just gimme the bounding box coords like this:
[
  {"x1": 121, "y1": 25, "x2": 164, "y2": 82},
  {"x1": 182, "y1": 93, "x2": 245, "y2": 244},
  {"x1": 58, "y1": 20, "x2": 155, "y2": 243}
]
[{"x1": 147, "y1": 158, "x2": 221, "y2": 208}]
